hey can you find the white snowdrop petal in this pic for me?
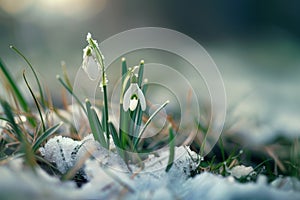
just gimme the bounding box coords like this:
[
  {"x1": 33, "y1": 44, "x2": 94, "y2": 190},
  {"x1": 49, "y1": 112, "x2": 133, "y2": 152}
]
[
  {"x1": 83, "y1": 56, "x2": 100, "y2": 80},
  {"x1": 82, "y1": 46, "x2": 90, "y2": 59},
  {"x1": 123, "y1": 83, "x2": 146, "y2": 111},
  {"x1": 123, "y1": 87, "x2": 132, "y2": 111}
]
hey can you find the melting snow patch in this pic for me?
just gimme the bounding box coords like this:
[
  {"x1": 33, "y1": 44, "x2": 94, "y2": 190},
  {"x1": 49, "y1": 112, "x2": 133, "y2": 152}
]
[{"x1": 230, "y1": 165, "x2": 254, "y2": 179}]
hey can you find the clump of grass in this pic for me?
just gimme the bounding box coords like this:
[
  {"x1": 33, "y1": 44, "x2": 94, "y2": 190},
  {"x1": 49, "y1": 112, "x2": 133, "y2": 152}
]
[{"x1": 0, "y1": 53, "x2": 62, "y2": 171}]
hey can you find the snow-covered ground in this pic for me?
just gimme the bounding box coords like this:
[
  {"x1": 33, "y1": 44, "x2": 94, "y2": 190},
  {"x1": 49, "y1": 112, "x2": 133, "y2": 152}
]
[{"x1": 1, "y1": 135, "x2": 299, "y2": 200}]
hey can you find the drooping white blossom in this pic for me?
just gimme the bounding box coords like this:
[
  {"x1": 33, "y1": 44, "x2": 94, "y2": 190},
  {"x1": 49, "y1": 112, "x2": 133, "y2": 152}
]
[{"x1": 123, "y1": 83, "x2": 146, "y2": 111}]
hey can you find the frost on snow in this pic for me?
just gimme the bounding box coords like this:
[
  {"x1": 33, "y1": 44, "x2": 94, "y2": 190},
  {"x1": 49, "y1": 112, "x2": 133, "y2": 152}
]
[{"x1": 39, "y1": 134, "x2": 97, "y2": 174}]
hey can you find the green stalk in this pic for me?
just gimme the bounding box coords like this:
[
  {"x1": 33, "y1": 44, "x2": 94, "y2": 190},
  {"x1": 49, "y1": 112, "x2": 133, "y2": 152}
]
[
  {"x1": 102, "y1": 85, "x2": 110, "y2": 149},
  {"x1": 0, "y1": 98, "x2": 36, "y2": 170},
  {"x1": 32, "y1": 122, "x2": 63, "y2": 152},
  {"x1": 61, "y1": 62, "x2": 73, "y2": 90},
  {"x1": 87, "y1": 36, "x2": 110, "y2": 149},
  {"x1": 23, "y1": 70, "x2": 46, "y2": 132},
  {"x1": 10, "y1": 46, "x2": 46, "y2": 108},
  {"x1": 0, "y1": 58, "x2": 30, "y2": 114},
  {"x1": 129, "y1": 109, "x2": 138, "y2": 141},
  {"x1": 119, "y1": 58, "x2": 128, "y2": 149},
  {"x1": 86, "y1": 99, "x2": 108, "y2": 148},
  {"x1": 0, "y1": 98, "x2": 23, "y2": 141},
  {"x1": 0, "y1": 58, "x2": 36, "y2": 127}
]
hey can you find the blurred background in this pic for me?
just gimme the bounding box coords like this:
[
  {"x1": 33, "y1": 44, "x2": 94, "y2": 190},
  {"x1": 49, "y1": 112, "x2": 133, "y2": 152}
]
[{"x1": 1, "y1": 0, "x2": 300, "y2": 144}]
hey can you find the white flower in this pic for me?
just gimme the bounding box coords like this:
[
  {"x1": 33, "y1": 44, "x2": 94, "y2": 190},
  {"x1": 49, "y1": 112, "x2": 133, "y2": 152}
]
[
  {"x1": 82, "y1": 46, "x2": 100, "y2": 80},
  {"x1": 123, "y1": 83, "x2": 146, "y2": 111}
]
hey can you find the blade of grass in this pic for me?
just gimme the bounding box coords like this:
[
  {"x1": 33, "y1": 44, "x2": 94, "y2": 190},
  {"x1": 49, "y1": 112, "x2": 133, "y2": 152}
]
[
  {"x1": 108, "y1": 121, "x2": 126, "y2": 159},
  {"x1": 10, "y1": 46, "x2": 46, "y2": 108},
  {"x1": 166, "y1": 125, "x2": 175, "y2": 172},
  {"x1": 61, "y1": 61, "x2": 73, "y2": 90},
  {"x1": 120, "y1": 110, "x2": 130, "y2": 150},
  {"x1": 137, "y1": 60, "x2": 144, "y2": 87},
  {"x1": 0, "y1": 58, "x2": 30, "y2": 114},
  {"x1": 0, "y1": 98, "x2": 36, "y2": 169},
  {"x1": 0, "y1": 98, "x2": 23, "y2": 141},
  {"x1": 0, "y1": 116, "x2": 12, "y2": 124},
  {"x1": 108, "y1": 122, "x2": 120, "y2": 148},
  {"x1": 23, "y1": 70, "x2": 46, "y2": 132},
  {"x1": 134, "y1": 100, "x2": 169, "y2": 148},
  {"x1": 85, "y1": 99, "x2": 108, "y2": 148},
  {"x1": 32, "y1": 122, "x2": 63, "y2": 152},
  {"x1": 119, "y1": 58, "x2": 130, "y2": 150}
]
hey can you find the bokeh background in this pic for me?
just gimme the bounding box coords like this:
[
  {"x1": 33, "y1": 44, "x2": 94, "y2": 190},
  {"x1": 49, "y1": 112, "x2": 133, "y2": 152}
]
[{"x1": 1, "y1": 0, "x2": 300, "y2": 143}]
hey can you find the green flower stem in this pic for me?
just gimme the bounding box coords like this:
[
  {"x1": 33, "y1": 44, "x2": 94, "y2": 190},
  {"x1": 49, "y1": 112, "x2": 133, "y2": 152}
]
[
  {"x1": 102, "y1": 85, "x2": 110, "y2": 148},
  {"x1": 120, "y1": 109, "x2": 130, "y2": 149},
  {"x1": 87, "y1": 37, "x2": 109, "y2": 148},
  {"x1": 87, "y1": 38, "x2": 105, "y2": 86},
  {"x1": 119, "y1": 58, "x2": 129, "y2": 148},
  {"x1": 23, "y1": 70, "x2": 46, "y2": 132}
]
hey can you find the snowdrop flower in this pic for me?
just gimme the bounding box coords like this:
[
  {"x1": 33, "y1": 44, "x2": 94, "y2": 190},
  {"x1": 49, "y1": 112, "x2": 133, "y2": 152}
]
[
  {"x1": 123, "y1": 74, "x2": 146, "y2": 111},
  {"x1": 82, "y1": 46, "x2": 100, "y2": 80},
  {"x1": 82, "y1": 33, "x2": 105, "y2": 81}
]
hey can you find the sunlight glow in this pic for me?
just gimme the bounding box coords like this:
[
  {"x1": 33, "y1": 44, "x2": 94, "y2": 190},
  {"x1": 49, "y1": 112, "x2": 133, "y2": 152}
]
[{"x1": 0, "y1": 0, "x2": 106, "y2": 20}]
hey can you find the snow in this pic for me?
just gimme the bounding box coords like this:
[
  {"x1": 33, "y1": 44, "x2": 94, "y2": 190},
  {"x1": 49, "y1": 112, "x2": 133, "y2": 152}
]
[
  {"x1": 230, "y1": 165, "x2": 254, "y2": 179},
  {"x1": 39, "y1": 135, "x2": 81, "y2": 174},
  {"x1": 1, "y1": 157, "x2": 299, "y2": 200},
  {"x1": 179, "y1": 172, "x2": 300, "y2": 200},
  {"x1": 0, "y1": 135, "x2": 286, "y2": 199}
]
